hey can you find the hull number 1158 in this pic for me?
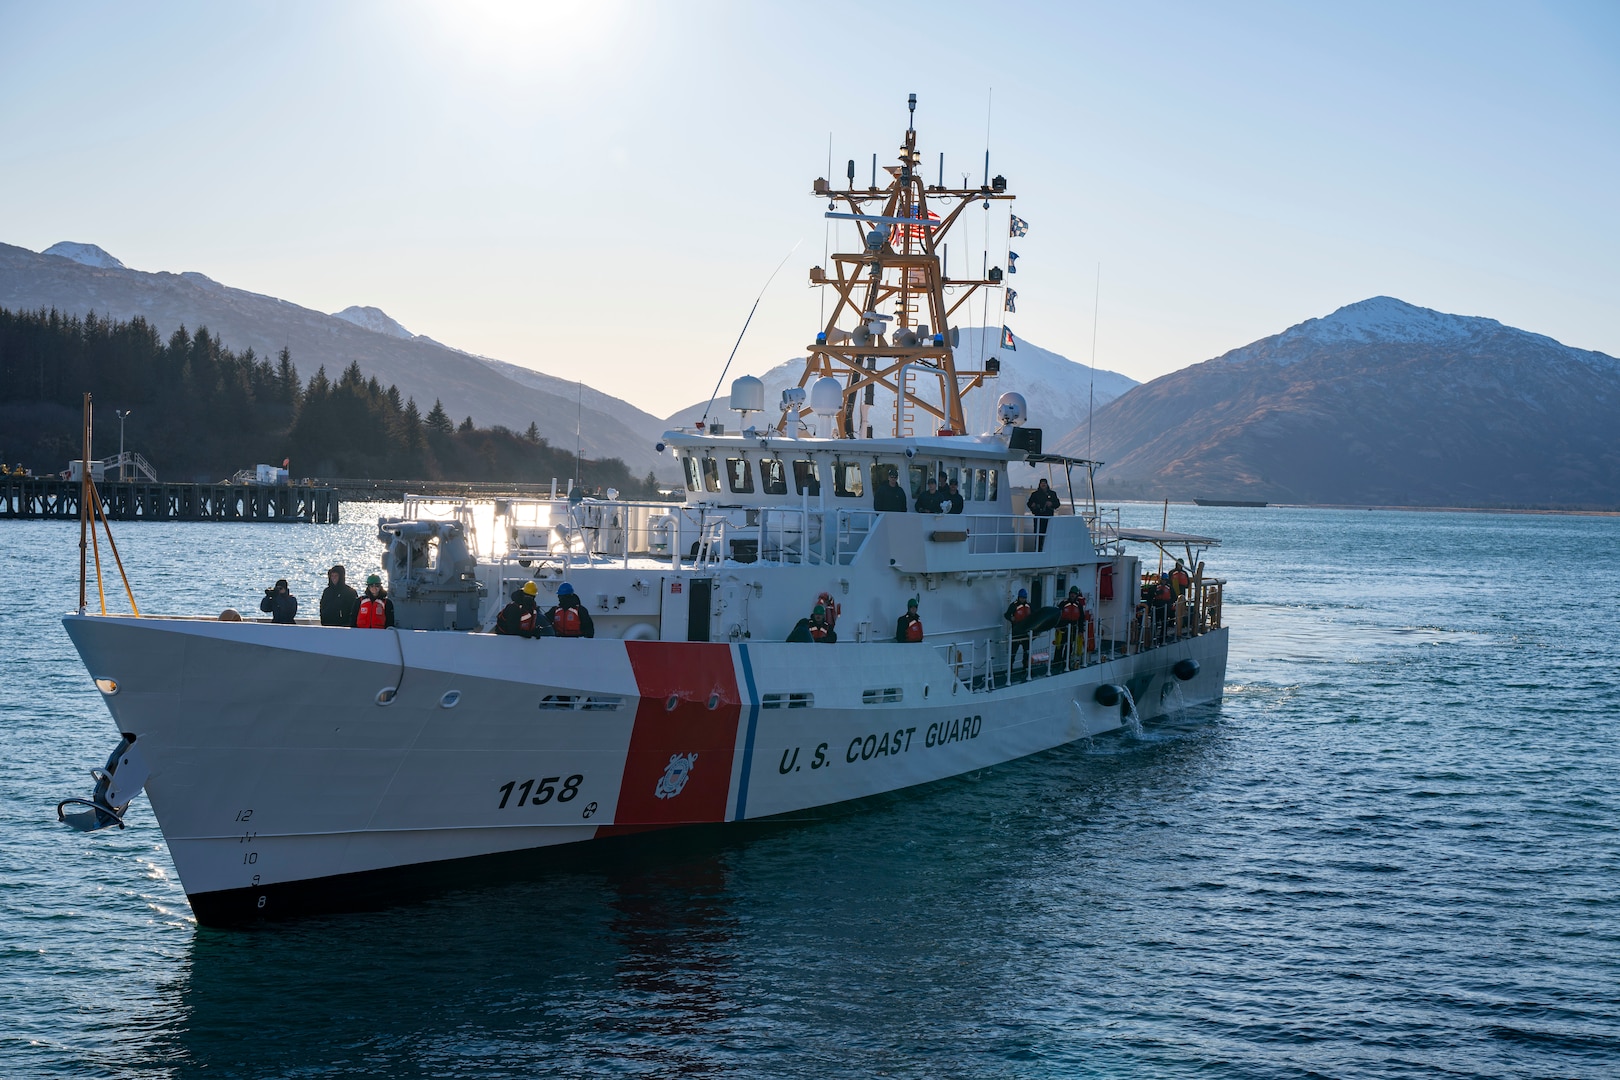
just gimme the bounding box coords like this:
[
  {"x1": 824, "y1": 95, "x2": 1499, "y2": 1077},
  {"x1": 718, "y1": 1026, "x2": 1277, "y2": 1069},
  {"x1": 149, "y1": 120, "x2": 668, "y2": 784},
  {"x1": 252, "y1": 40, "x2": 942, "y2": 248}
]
[{"x1": 497, "y1": 775, "x2": 584, "y2": 809}]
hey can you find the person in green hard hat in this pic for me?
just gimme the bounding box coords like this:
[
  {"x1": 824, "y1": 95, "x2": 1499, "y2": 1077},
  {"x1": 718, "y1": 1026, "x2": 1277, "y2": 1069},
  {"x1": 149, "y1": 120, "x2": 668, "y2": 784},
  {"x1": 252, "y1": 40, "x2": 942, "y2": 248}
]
[{"x1": 352, "y1": 574, "x2": 395, "y2": 629}]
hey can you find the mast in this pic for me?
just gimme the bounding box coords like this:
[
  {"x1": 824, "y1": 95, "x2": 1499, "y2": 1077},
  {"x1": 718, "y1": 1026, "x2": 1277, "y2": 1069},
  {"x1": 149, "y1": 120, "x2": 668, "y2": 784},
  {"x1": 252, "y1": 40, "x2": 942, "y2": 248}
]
[{"x1": 798, "y1": 94, "x2": 1016, "y2": 439}]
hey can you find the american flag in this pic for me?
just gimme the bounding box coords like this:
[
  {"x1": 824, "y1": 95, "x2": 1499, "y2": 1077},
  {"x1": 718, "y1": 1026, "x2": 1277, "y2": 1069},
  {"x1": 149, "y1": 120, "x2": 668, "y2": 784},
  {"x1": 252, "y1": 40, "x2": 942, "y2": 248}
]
[{"x1": 888, "y1": 206, "x2": 939, "y2": 248}]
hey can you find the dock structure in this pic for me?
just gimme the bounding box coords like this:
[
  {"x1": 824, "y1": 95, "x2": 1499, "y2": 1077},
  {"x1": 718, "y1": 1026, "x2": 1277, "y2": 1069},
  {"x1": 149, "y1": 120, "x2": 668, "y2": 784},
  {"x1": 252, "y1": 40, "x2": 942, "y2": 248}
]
[{"x1": 0, "y1": 478, "x2": 339, "y2": 523}]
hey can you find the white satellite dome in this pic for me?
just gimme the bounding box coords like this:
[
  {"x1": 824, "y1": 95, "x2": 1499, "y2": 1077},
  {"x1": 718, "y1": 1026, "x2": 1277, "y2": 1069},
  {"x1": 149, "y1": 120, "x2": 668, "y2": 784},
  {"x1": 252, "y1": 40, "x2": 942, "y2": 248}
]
[
  {"x1": 996, "y1": 391, "x2": 1028, "y2": 427},
  {"x1": 730, "y1": 375, "x2": 765, "y2": 414},
  {"x1": 809, "y1": 376, "x2": 844, "y2": 416}
]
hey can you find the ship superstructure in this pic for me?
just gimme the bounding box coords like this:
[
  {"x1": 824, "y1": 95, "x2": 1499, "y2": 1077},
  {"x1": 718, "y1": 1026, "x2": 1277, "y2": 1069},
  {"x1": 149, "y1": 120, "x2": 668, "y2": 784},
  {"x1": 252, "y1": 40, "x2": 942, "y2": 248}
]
[{"x1": 61, "y1": 99, "x2": 1229, "y2": 924}]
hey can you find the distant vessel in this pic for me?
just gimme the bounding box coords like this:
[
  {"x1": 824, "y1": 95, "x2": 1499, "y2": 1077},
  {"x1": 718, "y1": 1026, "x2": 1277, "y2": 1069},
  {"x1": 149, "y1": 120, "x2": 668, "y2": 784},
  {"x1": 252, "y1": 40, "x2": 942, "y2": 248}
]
[
  {"x1": 1193, "y1": 498, "x2": 1268, "y2": 507},
  {"x1": 61, "y1": 97, "x2": 1230, "y2": 925}
]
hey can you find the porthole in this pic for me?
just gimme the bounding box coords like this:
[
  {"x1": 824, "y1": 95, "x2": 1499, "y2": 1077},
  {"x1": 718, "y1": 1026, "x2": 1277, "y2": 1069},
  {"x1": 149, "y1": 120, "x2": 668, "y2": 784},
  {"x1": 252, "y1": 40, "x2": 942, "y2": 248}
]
[
  {"x1": 440, "y1": 690, "x2": 461, "y2": 709},
  {"x1": 666, "y1": 694, "x2": 680, "y2": 712},
  {"x1": 375, "y1": 688, "x2": 398, "y2": 706},
  {"x1": 94, "y1": 678, "x2": 119, "y2": 696},
  {"x1": 707, "y1": 691, "x2": 721, "y2": 710}
]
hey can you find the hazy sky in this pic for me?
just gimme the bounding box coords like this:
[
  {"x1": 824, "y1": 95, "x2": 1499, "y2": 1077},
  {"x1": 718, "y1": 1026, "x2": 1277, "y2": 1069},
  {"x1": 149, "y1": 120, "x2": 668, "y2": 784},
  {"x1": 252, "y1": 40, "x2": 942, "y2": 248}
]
[{"x1": 4, "y1": 1, "x2": 1617, "y2": 415}]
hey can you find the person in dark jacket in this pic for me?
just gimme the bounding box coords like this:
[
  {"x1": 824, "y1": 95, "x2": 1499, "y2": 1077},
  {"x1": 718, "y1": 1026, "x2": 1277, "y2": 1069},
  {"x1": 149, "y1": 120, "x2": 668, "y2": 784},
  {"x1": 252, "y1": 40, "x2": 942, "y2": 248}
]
[
  {"x1": 1026, "y1": 478, "x2": 1061, "y2": 550},
  {"x1": 915, "y1": 477, "x2": 943, "y2": 514},
  {"x1": 496, "y1": 581, "x2": 550, "y2": 637},
  {"x1": 546, "y1": 582, "x2": 595, "y2": 638},
  {"x1": 352, "y1": 574, "x2": 396, "y2": 629},
  {"x1": 260, "y1": 579, "x2": 298, "y2": 624},
  {"x1": 873, "y1": 469, "x2": 907, "y2": 513},
  {"x1": 1003, "y1": 588, "x2": 1033, "y2": 674},
  {"x1": 319, "y1": 564, "x2": 358, "y2": 626},
  {"x1": 943, "y1": 479, "x2": 965, "y2": 514},
  {"x1": 894, "y1": 597, "x2": 924, "y2": 642}
]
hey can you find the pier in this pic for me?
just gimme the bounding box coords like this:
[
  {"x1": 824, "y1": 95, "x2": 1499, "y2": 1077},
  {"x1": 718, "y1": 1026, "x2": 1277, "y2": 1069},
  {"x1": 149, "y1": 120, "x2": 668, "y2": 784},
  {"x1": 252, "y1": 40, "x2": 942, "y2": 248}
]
[{"x1": 0, "y1": 478, "x2": 339, "y2": 523}]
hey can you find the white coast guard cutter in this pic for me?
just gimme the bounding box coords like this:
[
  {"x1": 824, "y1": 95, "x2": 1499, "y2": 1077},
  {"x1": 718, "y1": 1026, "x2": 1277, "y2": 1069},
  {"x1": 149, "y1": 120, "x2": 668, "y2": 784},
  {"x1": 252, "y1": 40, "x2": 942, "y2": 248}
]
[{"x1": 62, "y1": 98, "x2": 1229, "y2": 924}]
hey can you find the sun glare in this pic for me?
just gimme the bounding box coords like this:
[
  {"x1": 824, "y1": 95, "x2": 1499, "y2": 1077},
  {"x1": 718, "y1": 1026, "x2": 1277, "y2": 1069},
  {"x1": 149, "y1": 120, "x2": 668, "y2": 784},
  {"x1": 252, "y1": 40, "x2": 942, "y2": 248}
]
[{"x1": 413, "y1": 0, "x2": 626, "y2": 82}]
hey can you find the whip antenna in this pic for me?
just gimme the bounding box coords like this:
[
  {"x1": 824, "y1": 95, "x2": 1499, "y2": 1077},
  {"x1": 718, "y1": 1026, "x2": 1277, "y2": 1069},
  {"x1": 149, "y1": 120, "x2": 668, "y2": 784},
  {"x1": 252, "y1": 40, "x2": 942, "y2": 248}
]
[{"x1": 701, "y1": 240, "x2": 802, "y2": 429}]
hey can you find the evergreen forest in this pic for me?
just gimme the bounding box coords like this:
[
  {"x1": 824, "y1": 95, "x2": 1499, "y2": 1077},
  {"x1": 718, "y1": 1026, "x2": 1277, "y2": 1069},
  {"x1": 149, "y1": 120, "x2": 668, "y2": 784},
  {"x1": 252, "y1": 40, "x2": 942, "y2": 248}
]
[{"x1": 0, "y1": 306, "x2": 656, "y2": 494}]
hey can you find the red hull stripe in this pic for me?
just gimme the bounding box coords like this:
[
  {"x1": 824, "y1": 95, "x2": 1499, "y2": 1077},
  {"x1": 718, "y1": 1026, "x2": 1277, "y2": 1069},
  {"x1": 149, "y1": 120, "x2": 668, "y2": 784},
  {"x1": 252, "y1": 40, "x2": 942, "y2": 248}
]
[{"x1": 613, "y1": 642, "x2": 743, "y2": 825}]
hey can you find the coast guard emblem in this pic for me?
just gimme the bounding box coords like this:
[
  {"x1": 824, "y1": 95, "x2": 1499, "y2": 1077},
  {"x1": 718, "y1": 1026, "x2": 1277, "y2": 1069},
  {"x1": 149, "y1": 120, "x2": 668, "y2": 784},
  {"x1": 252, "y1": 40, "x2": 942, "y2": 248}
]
[{"x1": 654, "y1": 752, "x2": 697, "y2": 799}]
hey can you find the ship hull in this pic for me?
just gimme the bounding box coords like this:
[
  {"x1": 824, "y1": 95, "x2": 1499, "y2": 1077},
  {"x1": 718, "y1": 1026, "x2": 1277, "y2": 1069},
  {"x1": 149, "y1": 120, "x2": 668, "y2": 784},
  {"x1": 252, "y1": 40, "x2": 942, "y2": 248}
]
[{"x1": 64, "y1": 616, "x2": 1226, "y2": 925}]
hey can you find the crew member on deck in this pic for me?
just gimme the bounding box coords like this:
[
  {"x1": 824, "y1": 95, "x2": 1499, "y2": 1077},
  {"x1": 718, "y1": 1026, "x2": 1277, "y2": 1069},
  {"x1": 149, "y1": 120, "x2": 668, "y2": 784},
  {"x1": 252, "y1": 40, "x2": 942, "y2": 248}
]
[
  {"x1": 496, "y1": 581, "x2": 549, "y2": 637},
  {"x1": 353, "y1": 575, "x2": 395, "y2": 629},
  {"x1": 319, "y1": 564, "x2": 357, "y2": 626},
  {"x1": 894, "y1": 597, "x2": 924, "y2": 642},
  {"x1": 808, "y1": 603, "x2": 837, "y2": 643},
  {"x1": 915, "y1": 477, "x2": 943, "y2": 514},
  {"x1": 1004, "y1": 587, "x2": 1033, "y2": 673},
  {"x1": 944, "y1": 479, "x2": 965, "y2": 514},
  {"x1": 1168, "y1": 558, "x2": 1192, "y2": 598},
  {"x1": 873, "y1": 469, "x2": 908, "y2": 513},
  {"x1": 260, "y1": 579, "x2": 298, "y2": 624},
  {"x1": 1027, "y1": 478, "x2": 1061, "y2": 551},
  {"x1": 1056, "y1": 585, "x2": 1086, "y2": 668},
  {"x1": 547, "y1": 582, "x2": 594, "y2": 638}
]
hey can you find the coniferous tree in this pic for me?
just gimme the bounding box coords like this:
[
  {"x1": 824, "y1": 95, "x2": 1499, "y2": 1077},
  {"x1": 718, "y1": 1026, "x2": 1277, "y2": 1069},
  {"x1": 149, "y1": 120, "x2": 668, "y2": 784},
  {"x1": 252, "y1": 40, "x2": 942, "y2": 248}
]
[{"x1": 425, "y1": 399, "x2": 453, "y2": 434}]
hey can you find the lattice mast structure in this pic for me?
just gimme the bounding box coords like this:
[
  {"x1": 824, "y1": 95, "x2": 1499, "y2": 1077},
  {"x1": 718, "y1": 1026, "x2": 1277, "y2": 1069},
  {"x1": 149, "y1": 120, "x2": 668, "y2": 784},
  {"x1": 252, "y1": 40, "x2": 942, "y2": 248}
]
[{"x1": 798, "y1": 95, "x2": 1015, "y2": 440}]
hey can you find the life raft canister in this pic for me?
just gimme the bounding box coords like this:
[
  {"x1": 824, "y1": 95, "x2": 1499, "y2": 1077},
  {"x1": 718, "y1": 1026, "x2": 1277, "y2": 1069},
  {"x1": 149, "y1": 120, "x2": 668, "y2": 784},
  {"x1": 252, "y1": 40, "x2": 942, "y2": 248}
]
[
  {"x1": 1098, "y1": 563, "x2": 1115, "y2": 602},
  {"x1": 356, "y1": 598, "x2": 387, "y2": 628},
  {"x1": 553, "y1": 606, "x2": 582, "y2": 637},
  {"x1": 905, "y1": 619, "x2": 924, "y2": 642}
]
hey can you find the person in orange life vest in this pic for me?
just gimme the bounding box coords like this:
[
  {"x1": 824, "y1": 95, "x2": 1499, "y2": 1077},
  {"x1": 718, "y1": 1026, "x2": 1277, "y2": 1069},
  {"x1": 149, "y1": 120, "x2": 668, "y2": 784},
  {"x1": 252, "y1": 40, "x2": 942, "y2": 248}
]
[
  {"x1": 1055, "y1": 585, "x2": 1086, "y2": 667},
  {"x1": 496, "y1": 581, "x2": 549, "y2": 637},
  {"x1": 352, "y1": 574, "x2": 395, "y2": 629},
  {"x1": 894, "y1": 597, "x2": 924, "y2": 642},
  {"x1": 1003, "y1": 587, "x2": 1033, "y2": 671},
  {"x1": 1026, "y1": 478, "x2": 1061, "y2": 550},
  {"x1": 1168, "y1": 558, "x2": 1191, "y2": 598},
  {"x1": 808, "y1": 603, "x2": 837, "y2": 643},
  {"x1": 546, "y1": 582, "x2": 595, "y2": 638}
]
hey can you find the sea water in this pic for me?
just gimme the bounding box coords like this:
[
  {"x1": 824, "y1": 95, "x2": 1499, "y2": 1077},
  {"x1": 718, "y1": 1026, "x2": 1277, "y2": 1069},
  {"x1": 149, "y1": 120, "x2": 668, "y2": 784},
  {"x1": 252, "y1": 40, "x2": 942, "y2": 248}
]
[{"x1": 2, "y1": 505, "x2": 1618, "y2": 1078}]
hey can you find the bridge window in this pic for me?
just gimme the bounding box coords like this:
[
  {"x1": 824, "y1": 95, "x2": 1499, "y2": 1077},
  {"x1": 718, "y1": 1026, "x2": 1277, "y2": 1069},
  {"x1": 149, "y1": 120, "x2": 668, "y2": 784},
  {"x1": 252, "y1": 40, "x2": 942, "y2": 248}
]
[
  {"x1": 682, "y1": 455, "x2": 701, "y2": 493},
  {"x1": 973, "y1": 469, "x2": 988, "y2": 501},
  {"x1": 761, "y1": 458, "x2": 788, "y2": 495},
  {"x1": 792, "y1": 459, "x2": 821, "y2": 496},
  {"x1": 701, "y1": 456, "x2": 721, "y2": 493},
  {"x1": 726, "y1": 458, "x2": 754, "y2": 494},
  {"x1": 833, "y1": 460, "x2": 864, "y2": 498},
  {"x1": 909, "y1": 464, "x2": 931, "y2": 498},
  {"x1": 987, "y1": 469, "x2": 999, "y2": 500}
]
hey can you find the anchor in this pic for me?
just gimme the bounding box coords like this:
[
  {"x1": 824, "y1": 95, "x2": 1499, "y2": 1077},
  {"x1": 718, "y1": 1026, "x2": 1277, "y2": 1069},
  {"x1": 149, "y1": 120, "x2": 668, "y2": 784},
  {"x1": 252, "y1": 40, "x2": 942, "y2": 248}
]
[{"x1": 57, "y1": 733, "x2": 148, "y2": 832}]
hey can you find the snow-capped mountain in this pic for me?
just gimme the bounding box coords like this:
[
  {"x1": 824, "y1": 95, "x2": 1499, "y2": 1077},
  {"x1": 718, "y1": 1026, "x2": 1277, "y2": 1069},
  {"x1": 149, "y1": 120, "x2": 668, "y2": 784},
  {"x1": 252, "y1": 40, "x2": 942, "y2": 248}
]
[
  {"x1": 663, "y1": 329, "x2": 1137, "y2": 445},
  {"x1": 332, "y1": 305, "x2": 416, "y2": 340},
  {"x1": 1067, "y1": 297, "x2": 1620, "y2": 508},
  {"x1": 43, "y1": 241, "x2": 126, "y2": 270}
]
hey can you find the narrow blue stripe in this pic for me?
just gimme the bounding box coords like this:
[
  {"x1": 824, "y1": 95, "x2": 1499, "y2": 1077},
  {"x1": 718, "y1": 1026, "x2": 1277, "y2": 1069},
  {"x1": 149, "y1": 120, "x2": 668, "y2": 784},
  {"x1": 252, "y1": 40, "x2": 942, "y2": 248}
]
[{"x1": 734, "y1": 644, "x2": 761, "y2": 821}]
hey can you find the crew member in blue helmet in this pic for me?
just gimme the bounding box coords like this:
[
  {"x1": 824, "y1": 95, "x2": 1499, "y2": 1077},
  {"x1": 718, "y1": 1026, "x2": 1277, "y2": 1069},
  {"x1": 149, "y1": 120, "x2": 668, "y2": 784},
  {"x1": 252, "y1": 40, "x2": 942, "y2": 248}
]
[{"x1": 546, "y1": 582, "x2": 595, "y2": 638}]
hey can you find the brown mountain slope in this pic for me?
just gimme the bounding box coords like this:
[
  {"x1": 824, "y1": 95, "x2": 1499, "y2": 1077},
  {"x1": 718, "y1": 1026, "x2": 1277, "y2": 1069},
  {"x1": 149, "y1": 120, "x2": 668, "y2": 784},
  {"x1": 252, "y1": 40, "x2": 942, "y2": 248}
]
[
  {"x1": 1057, "y1": 297, "x2": 1620, "y2": 508},
  {"x1": 0, "y1": 242, "x2": 671, "y2": 476}
]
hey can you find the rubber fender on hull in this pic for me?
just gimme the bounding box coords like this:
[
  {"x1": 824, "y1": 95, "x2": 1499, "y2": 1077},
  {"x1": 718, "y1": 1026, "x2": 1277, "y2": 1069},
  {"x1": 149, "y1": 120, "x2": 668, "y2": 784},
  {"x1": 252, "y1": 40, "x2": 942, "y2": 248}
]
[
  {"x1": 1172, "y1": 658, "x2": 1200, "y2": 682},
  {"x1": 1093, "y1": 683, "x2": 1123, "y2": 707}
]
